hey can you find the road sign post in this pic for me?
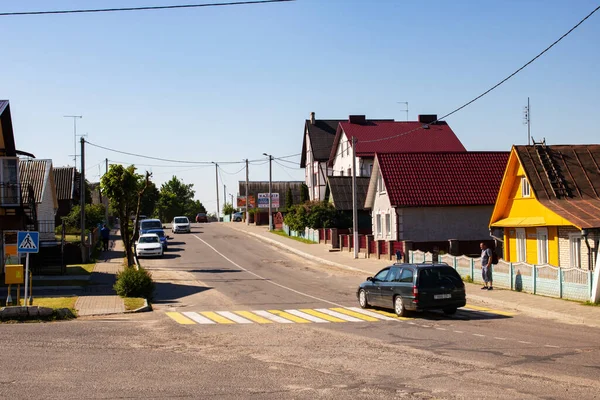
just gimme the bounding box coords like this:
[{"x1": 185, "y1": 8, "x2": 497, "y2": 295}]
[{"x1": 17, "y1": 231, "x2": 39, "y2": 306}]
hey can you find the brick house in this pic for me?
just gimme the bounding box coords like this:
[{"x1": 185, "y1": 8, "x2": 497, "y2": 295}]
[{"x1": 365, "y1": 152, "x2": 509, "y2": 255}]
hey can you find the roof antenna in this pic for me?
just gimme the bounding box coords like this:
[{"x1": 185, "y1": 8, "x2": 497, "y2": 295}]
[
  {"x1": 523, "y1": 97, "x2": 531, "y2": 145},
  {"x1": 397, "y1": 102, "x2": 408, "y2": 121}
]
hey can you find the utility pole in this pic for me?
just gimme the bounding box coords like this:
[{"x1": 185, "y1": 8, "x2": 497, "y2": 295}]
[
  {"x1": 263, "y1": 153, "x2": 273, "y2": 231},
  {"x1": 104, "y1": 158, "x2": 109, "y2": 224},
  {"x1": 245, "y1": 159, "x2": 249, "y2": 225},
  {"x1": 80, "y1": 137, "x2": 87, "y2": 263},
  {"x1": 213, "y1": 163, "x2": 219, "y2": 222},
  {"x1": 64, "y1": 115, "x2": 82, "y2": 167},
  {"x1": 230, "y1": 193, "x2": 234, "y2": 219},
  {"x1": 352, "y1": 136, "x2": 359, "y2": 259},
  {"x1": 223, "y1": 184, "x2": 227, "y2": 212}
]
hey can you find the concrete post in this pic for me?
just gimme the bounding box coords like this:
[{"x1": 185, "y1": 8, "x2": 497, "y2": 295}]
[
  {"x1": 376, "y1": 240, "x2": 380, "y2": 259},
  {"x1": 403, "y1": 241, "x2": 413, "y2": 263}
]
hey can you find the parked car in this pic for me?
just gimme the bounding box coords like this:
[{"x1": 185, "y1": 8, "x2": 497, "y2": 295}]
[
  {"x1": 171, "y1": 216, "x2": 191, "y2": 233},
  {"x1": 139, "y1": 218, "x2": 164, "y2": 235},
  {"x1": 232, "y1": 212, "x2": 243, "y2": 222},
  {"x1": 196, "y1": 213, "x2": 208, "y2": 223},
  {"x1": 135, "y1": 233, "x2": 163, "y2": 258},
  {"x1": 145, "y1": 229, "x2": 168, "y2": 250},
  {"x1": 357, "y1": 263, "x2": 466, "y2": 317}
]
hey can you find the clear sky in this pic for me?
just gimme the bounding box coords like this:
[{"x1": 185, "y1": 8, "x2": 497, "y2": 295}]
[{"x1": 2, "y1": 0, "x2": 599, "y2": 214}]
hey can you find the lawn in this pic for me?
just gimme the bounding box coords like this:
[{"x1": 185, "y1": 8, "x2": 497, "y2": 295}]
[
  {"x1": 55, "y1": 234, "x2": 81, "y2": 243},
  {"x1": 271, "y1": 229, "x2": 315, "y2": 244},
  {"x1": 66, "y1": 263, "x2": 95, "y2": 275},
  {"x1": 30, "y1": 297, "x2": 78, "y2": 310},
  {"x1": 124, "y1": 297, "x2": 146, "y2": 311}
]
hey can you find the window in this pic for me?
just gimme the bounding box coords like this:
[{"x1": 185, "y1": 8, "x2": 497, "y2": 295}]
[
  {"x1": 388, "y1": 268, "x2": 402, "y2": 282},
  {"x1": 340, "y1": 169, "x2": 344, "y2": 177},
  {"x1": 376, "y1": 214, "x2": 382, "y2": 237},
  {"x1": 312, "y1": 173, "x2": 317, "y2": 186},
  {"x1": 374, "y1": 268, "x2": 389, "y2": 281},
  {"x1": 398, "y1": 269, "x2": 414, "y2": 283},
  {"x1": 516, "y1": 228, "x2": 526, "y2": 262},
  {"x1": 347, "y1": 168, "x2": 352, "y2": 177},
  {"x1": 368, "y1": 164, "x2": 373, "y2": 176},
  {"x1": 537, "y1": 228, "x2": 548, "y2": 264},
  {"x1": 377, "y1": 173, "x2": 385, "y2": 193},
  {"x1": 569, "y1": 233, "x2": 581, "y2": 268},
  {"x1": 521, "y1": 177, "x2": 531, "y2": 198},
  {"x1": 0, "y1": 158, "x2": 19, "y2": 206},
  {"x1": 346, "y1": 140, "x2": 349, "y2": 156},
  {"x1": 385, "y1": 213, "x2": 391, "y2": 238}
]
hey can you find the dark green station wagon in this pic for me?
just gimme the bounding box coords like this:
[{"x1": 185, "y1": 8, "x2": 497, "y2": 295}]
[{"x1": 357, "y1": 263, "x2": 466, "y2": 317}]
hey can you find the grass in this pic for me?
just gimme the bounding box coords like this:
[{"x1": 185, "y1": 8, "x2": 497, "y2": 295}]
[
  {"x1": 55, "y1": 234, "x2": 81, "y2": 243},
  {"x1": 30, "y1": 297, "x2": 78, "y2": 310},
  {"x1": 583, "y1": 301, "x2": 600, "y2": 307},
  {"x1": 271, "y1": 229, "x2": 316, "y2": 244},
  {"x1": 66, "y1": 263, "x2": 95, "y2": 275},
  {"x1": 124, "y1": 297, "x2": 146, "y2": 311}
]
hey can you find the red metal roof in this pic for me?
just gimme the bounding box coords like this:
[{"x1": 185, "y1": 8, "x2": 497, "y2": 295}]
[
  {"x1": 332, "y1": 121, "x2": 466, "y2": 163},
  {"x1": 377, "y1": 152, "x2": 509, "y2": 207}
]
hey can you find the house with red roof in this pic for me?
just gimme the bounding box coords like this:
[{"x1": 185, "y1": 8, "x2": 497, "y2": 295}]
[
  {"x1": 365, "y1": 151, "x2": 509, "y2": 254},
  {"x1": 328, "y1": 115, "x2": 466, "y2": 179}
]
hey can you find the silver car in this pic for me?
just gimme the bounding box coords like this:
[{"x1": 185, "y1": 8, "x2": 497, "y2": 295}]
[{"x1": 171, "y1": 216, "x2": 191, "y2": 233}]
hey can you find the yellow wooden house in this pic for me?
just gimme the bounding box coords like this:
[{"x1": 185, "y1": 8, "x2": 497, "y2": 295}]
[{"x1": 490, "y1": 144, "x2": 600, "y2": 269}]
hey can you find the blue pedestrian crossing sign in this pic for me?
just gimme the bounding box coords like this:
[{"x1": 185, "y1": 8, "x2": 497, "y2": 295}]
[{"x1": 17, "y1": 231, "x2": 39, "y2": 253}]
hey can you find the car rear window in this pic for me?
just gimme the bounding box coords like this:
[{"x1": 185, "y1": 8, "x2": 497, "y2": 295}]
[
  {"x1": 174, "y1": 217, "x2": 188, "y2": 223},
  {"x1": 140, "y1": 220, "x2": 162, "y2": 230},
  {"x1": 418, "y1": 267, "x2": 463, "y2": 288}
]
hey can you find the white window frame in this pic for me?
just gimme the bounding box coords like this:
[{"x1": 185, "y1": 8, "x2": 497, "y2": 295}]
[
  {"x1": 569, "y1": 233, "x2": 582, "y2": 268},
  {"x1": 536, "y1": 227, "x2": 548, "y2": 264},
  {"x1": 521, "y1": 176, "x2": 531, "y2": 198},
  {"x1": 376, "y1": 214, "x2": 382, "y2": 237},
  {"x1": 346, "y1": 139, "x2": 349, "y2": 156},
  {"x1": 377, "y1": 173, "x2": 385, "y2": 194},
  {"x1": 516, "y1": 228, "x2": 526, "y2": 262},
  {"x1": 385, "y1": 213, "x2": 391, "y2": 239}
]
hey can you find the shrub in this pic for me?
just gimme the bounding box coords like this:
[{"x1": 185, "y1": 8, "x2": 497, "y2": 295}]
[{"x1": 114, "y1": 267, "x2": 155, "y2": 299}]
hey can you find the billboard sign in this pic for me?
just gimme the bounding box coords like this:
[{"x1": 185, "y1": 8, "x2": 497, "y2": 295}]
[
  {"x1": 237, "y1": 195, "x2": 256, "y2": 208},
  {"x1": 258, "y1": 193, "x2": 280, "y2": 208}
]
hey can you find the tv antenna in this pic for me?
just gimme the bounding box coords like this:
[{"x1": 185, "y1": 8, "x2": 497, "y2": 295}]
[
  {"x1": 523, "y1": 98, "x2": 531, "y2": 145},
  {"x1": 397, "y1": 102, "x2": 408, "y2": 121}
]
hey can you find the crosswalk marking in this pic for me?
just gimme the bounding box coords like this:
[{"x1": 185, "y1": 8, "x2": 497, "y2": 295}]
[
  {"x1": 166, "y1": 305, "x2": 515, "y2": 326},
  {"x1": 299, "y1": 308, "x2": 347, "y2": 323},
  {"x1": 253, "y1": 310, "x2": 294, "y2": 323},
  {"x1": 200, "y1": 311, "x2": 236, "y2": 324},
  {"x1": 217, "y1": 311, "x2": 253, "y2": 324},
  {"x1": 330, "y1": 307, "x2": 380, "y2": 322},
  {"x1": 166, "y1": 312, "x2": 196, "y2": 325},
  {"x1": 284, "y1": 309, "x2": 329, "y2": 323},
  {"x1": 269, "y1": 310, "x2": 311, "y2": 323},
  {"x1": 234, "y1": 310, "x2": 273, "y2": 324},
  {"x1": 182, "y1": 312, "x2": 216, "y2": 324},
  {"x1": 315, "y1": 308, "x2": 364, "y2": 322}
]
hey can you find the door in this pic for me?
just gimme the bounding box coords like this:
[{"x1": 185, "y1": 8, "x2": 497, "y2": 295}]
[
  {"x1": 379, "y1": 267, "x2": 401, "y2": 308},
  {"x1": 367, "y1": 268, "x2": 391, "y2": 306}
]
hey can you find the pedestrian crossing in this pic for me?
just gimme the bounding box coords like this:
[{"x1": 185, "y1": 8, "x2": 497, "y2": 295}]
[{"x1": 166, "y1": 305, "x2": 513, "y2": 326}]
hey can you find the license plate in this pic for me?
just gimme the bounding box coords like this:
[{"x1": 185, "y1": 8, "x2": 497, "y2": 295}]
[{"x1": 434, "y1": 294, "x2": 451, "y2": 300}]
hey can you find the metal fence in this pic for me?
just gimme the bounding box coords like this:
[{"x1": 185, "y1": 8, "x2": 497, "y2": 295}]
[
  {"x1": 409, "y1": 250, "x2": 593, "y2": 302},
  {"x1": 282, "y1": 224, "x2": 320, "y2": 243}
]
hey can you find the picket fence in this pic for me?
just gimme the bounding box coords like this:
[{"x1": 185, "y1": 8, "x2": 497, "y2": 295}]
[
  {"x1": 282, "y1": 224, "x2": 320, "y2": 243},
  {"x1": 409, "y1": 250, "x2": 593, "y2": 302}
]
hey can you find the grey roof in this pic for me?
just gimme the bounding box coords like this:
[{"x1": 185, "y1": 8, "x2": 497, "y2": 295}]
[
  {"x1": 238, "y1": 181, "x2": 305, "y2": 206},
  {"x1": 0, "y1": 100, "x2": 16, "y2": 156},
  {"x1": 300, "y1": 120, "x2": 344, "y2": 167},
  {"x1": 19, "y1": 159, "x2": 52, "y2": 203},
  {"x1": 53, "y1": 167, "x2": 76, "y2": 200},
  {"x1": 327, "y1": 176, "x2": 370, "y2": 211}
]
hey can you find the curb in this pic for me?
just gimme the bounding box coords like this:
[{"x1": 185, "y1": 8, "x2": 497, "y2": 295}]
[{"x1": 229, "y1": 225, "x2": 600, "y2": 328}]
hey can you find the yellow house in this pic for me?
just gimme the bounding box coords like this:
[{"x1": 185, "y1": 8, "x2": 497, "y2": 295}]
[{"x1": 490, "y1": 144, "x2": 600, "y2": 269}]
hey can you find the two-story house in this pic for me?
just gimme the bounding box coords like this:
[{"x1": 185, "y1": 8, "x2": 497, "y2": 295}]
[{"x1": 19, "y1": 159, "x2": 58, "y2": 241}]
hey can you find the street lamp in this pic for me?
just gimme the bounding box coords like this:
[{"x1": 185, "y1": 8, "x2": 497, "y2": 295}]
[{"x1": 263, "y1": 153, "x2": 273, "y2": 231}]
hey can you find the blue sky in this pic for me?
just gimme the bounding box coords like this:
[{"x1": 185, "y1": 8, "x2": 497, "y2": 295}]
[{"x1": 2, "y1": 0, "x2": 599, "y2": 214}]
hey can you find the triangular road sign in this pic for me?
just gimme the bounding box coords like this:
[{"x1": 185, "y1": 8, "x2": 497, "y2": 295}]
[{"x1": 19, "y1": 233, "x2": 37, "y2": 250}]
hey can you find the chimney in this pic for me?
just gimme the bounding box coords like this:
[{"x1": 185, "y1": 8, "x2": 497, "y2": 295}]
[
  {"x1": 348, "y1": 115, "x2": 366, "y2": 125},
  {"x1": 418, "y1": 114, "x2": 438, "y2": 124},
  {"x1": 310, "y1": 112, "x2": 315, "y2": 125}
]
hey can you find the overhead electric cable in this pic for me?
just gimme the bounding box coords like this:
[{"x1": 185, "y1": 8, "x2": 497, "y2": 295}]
[{"x1": 0, "y1": 0, "x2": 294, "y2": 16}]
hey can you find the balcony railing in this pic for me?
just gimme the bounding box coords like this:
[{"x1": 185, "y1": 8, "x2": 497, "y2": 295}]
[{"x1": 0, "y1": 181, "x2": 20, "y2": 206}]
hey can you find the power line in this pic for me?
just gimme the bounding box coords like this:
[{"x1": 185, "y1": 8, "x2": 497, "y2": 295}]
[
  {"x1": 273, "y1": 159, "x2": 301, "y2": 170},
  {"x1": 358, "y1": 4, "x2": 600, "y2": 145},
  {"x1": 0, "y1": 0, "x2": 294, "y2": 17},
  {"x1": 219, "y1": 164, "x2": 246, "y2": 175},
  {"x1": 273, "y1": 160, "x2": 297, "y2": 180},
  {"x1": 108, "y1": 159, "x2": 213, "y2": 168},
  {"x1": 274, "y1": 157, "x2": 299, "y2": 165},
  {"x1": 274, "y1": 153, "x2": 301, "y2": 160}
]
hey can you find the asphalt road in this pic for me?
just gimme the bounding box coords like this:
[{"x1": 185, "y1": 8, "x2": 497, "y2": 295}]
[{"x1": 1, "y1": 223, "x2": 599, "y2": 399}]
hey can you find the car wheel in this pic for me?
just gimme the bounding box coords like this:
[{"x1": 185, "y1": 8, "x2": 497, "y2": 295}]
[
  {"x1": 443, "y1": 307, "x2": 457, "y2": 315},
  {"x1": 394, "y1": 296, "x2": 408, "y2": 317},
  {"x1": 358, "y1": 289, "x2": 369, "y2": 309}
]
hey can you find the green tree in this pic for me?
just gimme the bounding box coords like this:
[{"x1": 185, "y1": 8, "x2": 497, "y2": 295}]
[
  {"x1": 185, "y1": 199, "x2": 207, "y2": 219},
  {"x1": 300, "y1": 183, "x2": 309, "y2": 203},
  {"x1": 285, "y1": 187, "x2": 293, "y2": 210},
  {"x1": 101, "y1": 165, "x2": 151, "y2": 267},
  {"x1": 61, "y1": 204, "x2": 106, "y2": 232},
  {"x1": 222, "y1": 202, "x2": 235, "y2": 216},
  {"x1": 156, "y1": 176, "x2": 196, "y2": 222},
  {"x1": 140, "y1": 182, "x2": 159, "y2": 217}
]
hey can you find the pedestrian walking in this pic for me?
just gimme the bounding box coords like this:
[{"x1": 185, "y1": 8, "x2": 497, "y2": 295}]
[
  {"x1": 100, "y1": 224, "x2": 110, "y2": 251},
  {"x1": 480, "y1": 242, "x2": 493, "y2": 290},
  {"x1": 395, "y1": 249, "x2": 403, "y2": 262}
]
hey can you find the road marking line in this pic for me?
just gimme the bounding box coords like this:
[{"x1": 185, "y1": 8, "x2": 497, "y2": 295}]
[
  {"x1": 436, "y1": 328, "x2": 447, "y2": 331},
  {"x1": 368, "y1": 309, "x2": 412, "y2": 320},
  {"x1": 494, "y1": 337, "x2": 507, "y2": 340},
  {"x1": 454, "y1": 330, "x2": 464, "y2": 333},
  {"x1": 473, "y1": 333, "x2": 485, "y2": 337},
  {"x1": 234, "y1": 311, "x2": 273, "y2": 324},
  {"x1": 421, "y1": 325, "x2": 431, "y2": 328},
  {"x1": 346, "y1": 307, "x2": 397, "y2": 321},
  {"x1": 253, "y1": 310, "x2": 294, "y2": 324},
  {"x1": 330, "y1": 308, "x2": 380, "y2": 322},
  {"x1": 193, "y1": 235, "x2": 344, "y2": 307},
  {"x1": 284, "y1": 309, "x2": 330, "y2": 323},
  {"x1": 217, "y1": 311, "x2": 253, "y2": 324},
  {"x1": 166, "y1": 312, "x2": 196, "y2": 325},
  {"x1": 407, "y1": 322, "x2": 416, "y2": 325},
  {"x1": 519, "y1": 341, "x2": 532, "y2": 344},
  {"x1": 545, "y1": 344, "x2": 560, "y2": 348},
  {"x1": 269, "y1": 310, "x2": 311, "y2": 323},
  {"x1": 200, "y1": 311, "x2": 236, "y2": 324},
  {"x1": 463, "y1": 305, "x2": 515, "y2": 317},
  {"x1": 182, "y1": 312, "x2": 216, "y2": 324},
  {"x1": 315, "y1": 308, "x2": 363, "y2": 322},
  {"x1": 299, "y1": 309, "x2": 347, "y2": 322}
]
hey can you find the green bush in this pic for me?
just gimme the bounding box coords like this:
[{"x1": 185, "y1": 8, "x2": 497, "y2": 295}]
[{"x1": 114, "y1": 267, "x2": 155, "y2": 300}]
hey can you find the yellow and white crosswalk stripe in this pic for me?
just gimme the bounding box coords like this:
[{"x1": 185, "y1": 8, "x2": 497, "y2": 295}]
[
  {"x1": 166, "y1": 312, "x2": 196, "y2": 325},
  {"x1": 252, "y1": 310, "x2": 294, "y2": 323},
  {"x1": 234, "y1": 310, "x2": 273, "y2": 324},
  {"x1": 182, "y1": 311, "x2": 215, "y2": 324},
  {"x1": 314, "y1": 308, "x2": 365, "y2": 322},
  {"x1": 284, "y1": 309, "x2": 330, "y2": 323},
  {"x1": 299, "y1": 308, "x2": 348, "y2": 323},
  {"x1": 462, "y1": 305, "x2": 515, "y2": 317}
]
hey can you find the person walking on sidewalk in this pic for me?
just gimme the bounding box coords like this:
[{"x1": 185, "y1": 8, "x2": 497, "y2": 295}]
[
  {"x1": 480, "y1": 242, "x2": 494, "y2": 290},
  {"x1": 100, "y1": 224, "x2": 110, "y2": 251}
]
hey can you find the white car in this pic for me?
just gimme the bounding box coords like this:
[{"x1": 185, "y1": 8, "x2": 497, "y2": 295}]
[
  {"x1": 136, "y1": 233, "x2": 163, "y2": 258},
  {"x1": 171, "y1": 216, "x2": 191, "y2": 233}
]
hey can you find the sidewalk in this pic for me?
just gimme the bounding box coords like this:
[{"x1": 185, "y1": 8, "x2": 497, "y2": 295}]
[
  {"x1": 224, "y1": 222, "x2": 600, "y2": 329},
  {"x1": 74, "y1": 230, "x2": 125, "y2": 316}
]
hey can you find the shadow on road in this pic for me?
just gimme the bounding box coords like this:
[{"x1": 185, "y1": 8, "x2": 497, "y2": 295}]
[
  {"x1": 368, "y1": 306, "x2": 512, "y2": 321},
  {"x1": 161, "y1": 254, "x2": 182, "y2": 260},
  {"x1": 188, "y1": 269, "x2": 243, "y2": 274},
  {"x1": 167, "y1": 241, "x2": 187, "y2": 246},
  {"x1": 152, "y1": 282, "x2": 212, "y2": 303}
]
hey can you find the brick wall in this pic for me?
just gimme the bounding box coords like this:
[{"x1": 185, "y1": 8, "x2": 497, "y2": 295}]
[{"x1": 558, "y1": 227, "x2": 599, "y2": 270}]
